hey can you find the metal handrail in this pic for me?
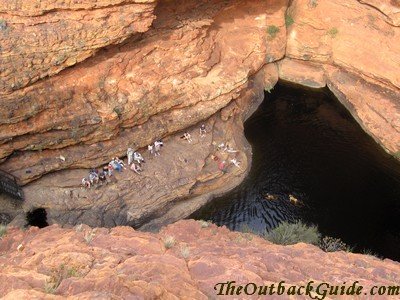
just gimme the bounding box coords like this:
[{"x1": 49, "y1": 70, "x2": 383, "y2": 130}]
[
  {"x1": 0, "y1": 169, "x2": 24, "y2": 201},
  {"x1": 0, "y1": 169, "x2": 17, "y2": 182}
]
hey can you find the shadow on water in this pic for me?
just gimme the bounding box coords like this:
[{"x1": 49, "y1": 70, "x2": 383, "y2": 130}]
[{"x1": 190, "y1": 82, "x2": 400, "y2": 261}]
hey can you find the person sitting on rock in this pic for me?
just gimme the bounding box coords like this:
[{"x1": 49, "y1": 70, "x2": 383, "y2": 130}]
[
  {"x1": 223, "y1": 143, "x2": 238, "y2": 153},
  {"x1": 154, "y1": 140, "x2": 163, "y2": 156},
  {"x1": 217, "y1": 142, "x2": 225, "y2": 151},
  {"x1": 133, "y1": 152, "x2": 145, "y2": 164},
  {"x1": 218, "y1": 160, "x2": 227, "y2": 174},
  {"x1": 130, "y1": 162, "x2": 142, "y2": 175},
  {"x1": 104, "y1": 165, "x2": 113, "y2": 177},
  {"x1": 230, "y1": 158, "x2": 240, "y2": 168},
  {"x1": 127, "y1": 148, "x2": 134, "y2": 165},
  {"x1": 115, "y1": 157, "x2": 126, "y2": 170},
  {"x1": 98, "y1": 170, "x2": 107, "y2": 184},
  {"x1": 181, "y1": 132, "x2": 192, "y2": 143},
  {"x1": 110, "y1": 159, "x2": 122, "y2": 172},
  {"x1": 200, "y1": 124, "x2": 206, "y2": 138},
  {"x1": 82, "y1": 177, "x2": 91, "y2": 189},
  {"x1": 148, "y1": 144, "x2": 154, "y2": 156},
  {"x1": 89, "y1": 170, "x2": 99, "y2": 185}
]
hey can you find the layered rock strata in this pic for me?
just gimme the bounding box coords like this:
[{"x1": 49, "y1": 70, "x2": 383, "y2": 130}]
[
  {"x1": 0, "y1": 0, "x2": 399, "y2": 227},
  {"x1": 1, "y1": 220, "x2": 400, "y2": 299}
]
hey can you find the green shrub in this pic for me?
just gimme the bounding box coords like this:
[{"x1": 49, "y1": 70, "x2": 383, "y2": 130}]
[
  {"x1": 309, "y1": 0, "x2": 318, "y2": 8},
  {"x1": 75, "y1": 224, "x2": 83, "y2": 232},
  {"x1": 394, "y1": 151, "x2": 400, "y2": 159},
  {"x1": 239, "y1": 223, "x2": 255, "y2": 234},
  {"x1": 163, "y1": 235, "x2": 175, "y2": 249},
  {"x1": 361, "y1": 248, "x2": 383, "y2": 259},
  {"x1": 285, "y1": 13, "x2": 294, "y2": 27},
  {"x1": 198, "y1": 220, "x2": 210, "y2": 228},
  {"x1": 84, "y1": 230, "x2": 95, "y2": 244},
  {"x1": 0, "y1": 224, "x2": 7, "y2": 238},
  {"x1": 113, "y1": 106, "x2": 123, "y2": 118},
  {"x1": 264, "y1": 221, "x2": 320, "y2": 246},
  {"x1": 44, "y1": 264, "x2": 80, "y2": 294},
  {"x1": 267, "y1": 25, "x2": 280, "y2": 39},
  {"x1": 180, "y1": 245, "x2": 190, "y2": 260},
  {"x1": 0, "y1": 19, "x2": 7, "y2": 30},
  {"x1": 327, "y1": 27, "x2": 338, "y2": 38},
  {"x1": 319, "y1": 236, "x2": 350, "y2": 252}
]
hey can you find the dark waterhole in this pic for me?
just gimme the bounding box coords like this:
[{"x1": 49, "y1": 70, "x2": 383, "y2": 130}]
[{"x1": 191, "y1": 82, "x2": 400, "y2": 261}]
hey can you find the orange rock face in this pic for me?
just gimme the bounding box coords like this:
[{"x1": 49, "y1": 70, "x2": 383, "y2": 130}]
[
  {"x1": 0, "y1": 0, "x2": 157, "y2": 94},
  {"x1": 1, "y1": 220, "x2": 400, "y2": 298},
  {"x1": 286, "y1": 0, "x2": 400, "y2": 153},
  {"x1": 0, "y1": 0, "x2": 399, "y2": 228},
  {"x1": 0, "y1": 0, "x2": 286, "y2": 182}
]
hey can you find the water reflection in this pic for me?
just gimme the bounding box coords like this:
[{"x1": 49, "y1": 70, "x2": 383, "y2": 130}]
[{"x1": 190, "y1": 82, "x2": 400, "y2": 260}]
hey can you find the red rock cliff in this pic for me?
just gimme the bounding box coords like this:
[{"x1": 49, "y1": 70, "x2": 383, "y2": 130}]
[
  {"x1": 1, "y1": 220, "x2": 400, "y2": 299},
  {"x1": 0, "y1": 0, "x2": 399, "y2": 228}
]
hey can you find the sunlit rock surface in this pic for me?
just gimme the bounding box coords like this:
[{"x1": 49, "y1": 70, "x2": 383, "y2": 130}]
[
  {"x1": 1, "y1": 220, "x2": 400, "y2": 298},
  {"x1": 0, "y1": 0, "x2": 399, "y2": 227}
]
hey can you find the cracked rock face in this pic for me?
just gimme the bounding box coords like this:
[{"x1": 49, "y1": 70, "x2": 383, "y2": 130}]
[
  {"x1": 1, "y1": 220, "x2": 400, "y2": 298},
  {"x1": 0, "y1": 0, "x2": 283, "y2": 227},
  {"x1": 0, "y1": 0, "x2": 157, "y2": 93},
  {"x1": 284, "y1": 0, "x2": 400, "y2": 153},
  {"x1": 0, "y1": 0, "x2": 399, "y2": 227}
]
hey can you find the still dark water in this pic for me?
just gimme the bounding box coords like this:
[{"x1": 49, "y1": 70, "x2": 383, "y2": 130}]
[{"x1": 190, "y1": 82, "x2": 400, "y2": 260}]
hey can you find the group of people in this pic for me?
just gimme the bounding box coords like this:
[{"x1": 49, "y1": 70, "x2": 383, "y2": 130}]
[
  {"x1": 81, "y1": 140, "x2": 164, "y2": 188},
  {"x1": 81, "y1": 156, "x2": 128, "y2": 188},
  {"x1": 81, "y1": 168, "x2": 108, "y2": 189},
  {"x1": 81, "y1": 123, "x2": 239, "y2": 189},
  {"x1": 211, "y1": 142, "x2": 241, "y2": 173},
  {"x1": 181, "y1": 124, "x2": 207, "y2": 143}
]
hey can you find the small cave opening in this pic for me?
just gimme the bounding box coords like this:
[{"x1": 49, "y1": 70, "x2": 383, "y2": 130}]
[
  {"x1": 190, "y1": 81, "x2": 400, "y2": 261},
  {"x1": 26, "y1": 208, "x2": 49, "y2": 228}
]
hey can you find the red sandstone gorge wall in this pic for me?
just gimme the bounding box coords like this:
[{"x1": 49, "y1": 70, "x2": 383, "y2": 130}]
[
  {"x1": 0, "y1": 0, "x2": 287, "y2": 184},
  {"x1": 0, "y1": 0, "x2": 399, "y2": 228},
  {"x1": 1, "y1": 220, "x2": 400, "y2": 298},
  {"x1": 283, "y1": 0, "x2": 400, "y2": 153},
  {"x1": 0, "y1": 0, "x2": 398, "y2": 184},
  {"x1": 0, "y1": 0, "x2": 157, "y2": 93}
]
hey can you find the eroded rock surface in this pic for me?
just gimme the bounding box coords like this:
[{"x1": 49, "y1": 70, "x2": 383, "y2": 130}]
[
  {"x1": 0, "y1": 0, "x2": 285, "y2": 227},
  {"x1": 0, "y1": 0, "x2": 399, "y2": 228},
  {"x1": 1, "y1": 220, "x2": 400, "y2": 299},
  {"x1": 0, "y1": 0, "x2": 157, "y2": 93},
  {"x1": 286, "y1": 0, "x2": 400, "y2": 153}
]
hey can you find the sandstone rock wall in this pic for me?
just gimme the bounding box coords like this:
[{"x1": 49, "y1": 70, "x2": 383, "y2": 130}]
[
  {"x1": 284, "y1": 0, "x2": 400, "y2": 153},
  {"x1": 0, "y1": 0, "x2": 157, "y2": 94},
  {"x1": 0, "y1": 0, "x2": 399, "y2": 228},
  {"x1": 1, "y1": 220, "x2": 400, "y2": 298}
]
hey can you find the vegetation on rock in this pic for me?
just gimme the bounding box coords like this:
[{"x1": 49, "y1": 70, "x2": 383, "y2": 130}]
[
  {"x1": 0, "y1": 19, "x2": 7, "y2": 30},
  {"x1": 264, "y1": 221, "x2": 320, "y2": 246},
  {"x1": 198, "y1": 220, "x2": 210, "y2": 228},
  {"x1": 44, "y1": 264, "x2": 81, "y2": 294},
  {"x1": 394, "y1": 151, "x2": 400, "y2": 159},
  {"x1": 327, "y1": 27, "x2": 338, "y2": 38},
  {"x1": 0, "y1": 224, "x2": 7, "y2": 238},
  {"x1": 180, "y1": 245, "x2": 190, "y2": 260},
  {"x1": 267, "y1": 25, "x2": 280, "y2": 38},
  {"x1": 319, "y1": 236, "x2": 351, "y2": 252},
  {"x1": 308, "y1": 0, "x2": 318, "y2": 8},
  {"x1": 163, "y1": 235, "x2": 176, "y2": 249},
  {"x1": 285, "y1": 13, "x2": 294, "y2": 27}
]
